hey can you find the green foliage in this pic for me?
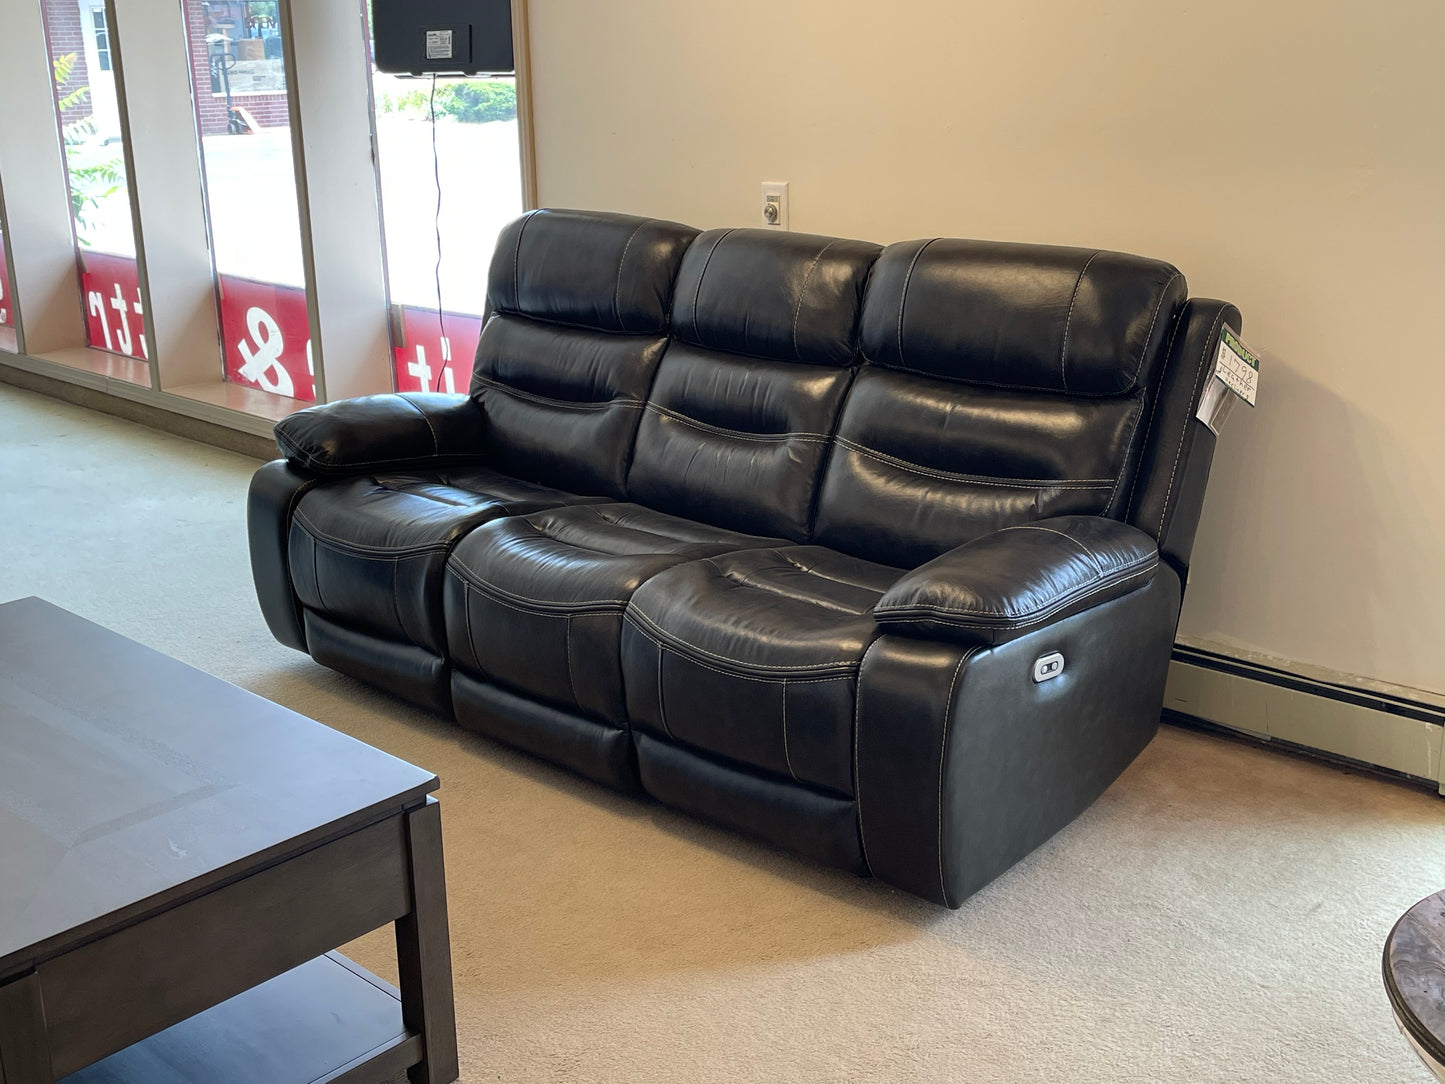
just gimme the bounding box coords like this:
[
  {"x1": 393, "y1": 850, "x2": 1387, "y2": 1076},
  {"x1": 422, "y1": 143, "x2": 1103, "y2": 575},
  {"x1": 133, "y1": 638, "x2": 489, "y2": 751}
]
[
  {"x1": 53, "y1": 53, "x2": 91, "y2": 113},
  {"x1": 375, "y1": 81, "x2": 516, "y2": 124},
  {"x1": 51, "y1": 52, "x2": 124, "y2": 245}
]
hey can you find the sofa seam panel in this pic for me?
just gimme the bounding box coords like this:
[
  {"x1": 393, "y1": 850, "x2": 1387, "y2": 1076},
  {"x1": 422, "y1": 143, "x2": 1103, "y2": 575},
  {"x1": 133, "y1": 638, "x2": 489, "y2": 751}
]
[
  {"x1": 1058, "y1": 251, "x2": 1101, "y2": 394},
  {"x1": 937, "y1": 648, "x2": 981, "y2": 908}
]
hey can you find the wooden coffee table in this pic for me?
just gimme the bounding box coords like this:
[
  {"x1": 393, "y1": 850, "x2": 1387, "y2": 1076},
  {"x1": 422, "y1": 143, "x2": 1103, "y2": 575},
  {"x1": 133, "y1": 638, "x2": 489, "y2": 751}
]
[
  {"x1": 1385, "y1": 890, "x2": 1445, "y2": 1082},
  {"x1": 0, "y1": 597, "x2": 459, "y2": 1084}
]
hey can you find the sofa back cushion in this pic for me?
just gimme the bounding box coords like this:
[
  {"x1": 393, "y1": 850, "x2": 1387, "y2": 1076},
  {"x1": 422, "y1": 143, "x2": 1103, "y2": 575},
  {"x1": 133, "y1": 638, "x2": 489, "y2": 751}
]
[
  {"x1": 626, "y1": 228, "x2": 882, "y2": 540},
  {"x1": 814, "y1": 238, "x2": 1187, "y2": 568},
  {"x1": 471, "y1": 209, "x2": 699, "y2": 498}
]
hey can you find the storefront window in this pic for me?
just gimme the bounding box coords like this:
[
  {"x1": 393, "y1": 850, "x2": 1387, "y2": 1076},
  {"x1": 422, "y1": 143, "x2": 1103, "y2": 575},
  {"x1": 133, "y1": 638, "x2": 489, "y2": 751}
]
[
  {"x1": 184, "y1": 0, "x2": 314, "y2": 400},
  {"x1": 41, "y1": 0, "x2": 146, "y2": 363},
  {"x1": 0, "y1": 222, "x2": 14, "y2": 348},
  {"x1": 373, "y1": 59, "x2": 523, "y2": 392}
]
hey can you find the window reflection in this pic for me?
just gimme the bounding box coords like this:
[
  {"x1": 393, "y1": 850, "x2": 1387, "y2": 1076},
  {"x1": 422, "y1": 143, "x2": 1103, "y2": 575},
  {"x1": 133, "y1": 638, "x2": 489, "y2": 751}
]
[{"x1": 184, "y1": 0, "x2": 315, "y2": 400}]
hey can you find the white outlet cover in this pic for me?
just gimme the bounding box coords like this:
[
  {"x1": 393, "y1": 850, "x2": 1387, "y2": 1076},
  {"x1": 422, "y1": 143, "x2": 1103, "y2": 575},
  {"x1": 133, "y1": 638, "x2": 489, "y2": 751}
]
[{"x1": 761, "y1": 181, "x2": 789, "y2": 229}]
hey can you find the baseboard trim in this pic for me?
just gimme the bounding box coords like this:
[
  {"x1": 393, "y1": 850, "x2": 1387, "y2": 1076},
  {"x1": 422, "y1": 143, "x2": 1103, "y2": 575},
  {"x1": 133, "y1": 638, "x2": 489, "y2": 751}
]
[
  {"x1": 1165, "y1": 645, "x2": 1445, "y2": 793},
  {"x1": 0, "y1": 361, "x2": 277, "y2": 460}
]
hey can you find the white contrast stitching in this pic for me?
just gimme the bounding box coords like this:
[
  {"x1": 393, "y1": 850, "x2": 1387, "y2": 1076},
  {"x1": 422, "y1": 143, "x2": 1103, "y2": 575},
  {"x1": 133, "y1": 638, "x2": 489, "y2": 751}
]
[
  {"x1": 997, "y1": 523, "x2": 1103, "y2": 572},
  {"x1": 1125, "y1": 300, "x2": 1188, "y2": 518},
  {"x1": 1131, "y1": 271, "x2": 1182, "y2": 387},
  {"x1": 835, "y1": 438, "x2": 1113, "y2": 489},
  {"x1": 293, "y1": 511, "x2": 457, "y2": 557},
  {"x1": 645, "y1": 403, "x2": 831, "y2": 444},
  {"x1": 473, "y1": 375, "x2": 644, "y2": 413},
  {"x1": 1155, "y1": 307, "x2": 1228, "y2": 537},
  {"x1": 1059, "y1": 251, "x2": 1101, "y2": 394},
  {"x1": 613, "y1": 219, "x2": 649, "y2": 332},
  {"x1": 624, "y1": 606, "x2": 863, "y2": 673},
  {"x1": 690, "y1": 229, "x2": 737, "y2": 346},
  {"x1": 875, "y1": 561, "x2": 1156, "y2": 626},
  {"x1": 792, "y1": 240, "x2": 837, "y2": 361},
  {"x1": 399, "y1": 394, "x2": 441, "y2": 456},
  {"x1": 895, "y1": 239, "x2": 939, "y2": 368}
]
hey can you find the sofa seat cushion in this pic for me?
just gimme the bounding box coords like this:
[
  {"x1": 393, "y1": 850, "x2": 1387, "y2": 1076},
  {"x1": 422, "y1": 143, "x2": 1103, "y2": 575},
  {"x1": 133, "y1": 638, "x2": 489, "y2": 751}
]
[
  {"x1": 443, "y1": 503, "x2": 784, "y2": 725},
  {"x1": 288, "y1": 467, "x2": 601, "y2": 655},
  {"x1": 621, "y1": 546, "x2": 902, "y2": 797}
]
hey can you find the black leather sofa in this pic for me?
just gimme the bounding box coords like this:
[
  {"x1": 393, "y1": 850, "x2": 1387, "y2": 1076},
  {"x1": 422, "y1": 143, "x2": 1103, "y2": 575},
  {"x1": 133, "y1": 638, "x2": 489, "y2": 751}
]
[{"x1": 249, "y1": 208, "x2": 1241, "y2": 907}]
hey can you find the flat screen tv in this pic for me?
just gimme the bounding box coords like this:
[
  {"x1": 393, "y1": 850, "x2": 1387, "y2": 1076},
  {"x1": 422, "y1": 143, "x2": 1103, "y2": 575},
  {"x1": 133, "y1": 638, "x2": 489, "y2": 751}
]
[{"x1": 373, "y1": 0, "x2": 514, "y2": 75}]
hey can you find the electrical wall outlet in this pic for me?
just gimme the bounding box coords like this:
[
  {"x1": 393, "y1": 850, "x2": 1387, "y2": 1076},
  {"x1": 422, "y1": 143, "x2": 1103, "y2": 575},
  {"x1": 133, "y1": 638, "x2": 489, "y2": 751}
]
[{"x1": 761, "y1": 182, "x2": 789, "y2": 229}]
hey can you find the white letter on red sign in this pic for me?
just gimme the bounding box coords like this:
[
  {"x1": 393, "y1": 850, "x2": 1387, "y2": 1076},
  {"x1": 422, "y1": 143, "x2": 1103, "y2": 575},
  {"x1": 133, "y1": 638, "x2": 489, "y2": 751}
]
[{"x1": 237, "y1": 307, "x2": 295, "y2": 398}]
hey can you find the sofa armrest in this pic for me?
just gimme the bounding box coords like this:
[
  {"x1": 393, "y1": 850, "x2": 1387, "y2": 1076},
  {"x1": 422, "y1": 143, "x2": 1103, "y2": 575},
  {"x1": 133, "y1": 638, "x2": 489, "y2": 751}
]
[
  {"x1": 273, "y1": 393, "x2": 487, "y2": 476},
  {"x1": 872, "y1": 515, "x2": 1159, "y2": 646}
]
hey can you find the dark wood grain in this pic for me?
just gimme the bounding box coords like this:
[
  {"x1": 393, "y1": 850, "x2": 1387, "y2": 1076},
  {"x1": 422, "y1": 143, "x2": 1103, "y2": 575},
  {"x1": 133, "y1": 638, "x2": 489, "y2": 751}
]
[
  {"x1": 40, "y1": 817, "x2": 412, "y2": 1078},
  {"x1": 395, "y1": 800, "x2": 459, "y2": 1084},
  {"x1": 58, "y1": 953, "x2": 418, "y2": 1084},
  {"x1": 1384, "y1": 889, "x2": 1445, "y2": 1068},
  {"x1": 0, "y1": 972, "x2": 54, "y2": 1084},
  {"x1": 0, "y1": 599, "x2": 458, "y2": 1083},
  {"x1": 0, "y1": 597, "x2": 437, "y2": 979}
]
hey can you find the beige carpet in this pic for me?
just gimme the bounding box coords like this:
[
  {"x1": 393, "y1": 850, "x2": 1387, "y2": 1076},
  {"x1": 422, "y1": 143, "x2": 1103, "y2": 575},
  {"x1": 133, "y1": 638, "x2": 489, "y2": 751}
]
[{"x1": 2, "y1": 380, "x2": 1441, "y2": 1083}]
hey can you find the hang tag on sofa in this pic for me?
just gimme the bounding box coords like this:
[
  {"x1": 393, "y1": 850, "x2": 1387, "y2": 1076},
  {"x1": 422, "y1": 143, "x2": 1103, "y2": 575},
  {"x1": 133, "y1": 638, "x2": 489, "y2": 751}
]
[{"x1": 1196, "y1": 327, "x2": 1260, "y2": 434}]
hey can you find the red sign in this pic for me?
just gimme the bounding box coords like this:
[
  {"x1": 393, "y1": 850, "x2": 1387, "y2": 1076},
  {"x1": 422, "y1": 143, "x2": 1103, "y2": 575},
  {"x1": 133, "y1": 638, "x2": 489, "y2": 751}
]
[
  {"x1": 391, "y1": 307, "x2": 483, "y2": 395},
  {"x1": 66, "y1": 250, "x2": 487, "y2": 403},
  {"x1": 80, "y1": 251, "x2": 147, "y2": 360},
  {"x1": 217, "y1": 274, "x2": 316, "y2": 402},
  {"x1": 0, "y1": 242, "x2": 12, "y2": 328}
]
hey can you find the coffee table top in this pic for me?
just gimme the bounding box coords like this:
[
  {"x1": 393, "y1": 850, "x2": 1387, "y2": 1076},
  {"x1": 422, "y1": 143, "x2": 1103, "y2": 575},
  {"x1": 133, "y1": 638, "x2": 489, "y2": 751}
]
[
  {"x1": 1385, "y1": 889, "x2": 1445, "y2": 1071},
  {"x1": 0, "y1": 597, "x2": 438, "y2": 977}
]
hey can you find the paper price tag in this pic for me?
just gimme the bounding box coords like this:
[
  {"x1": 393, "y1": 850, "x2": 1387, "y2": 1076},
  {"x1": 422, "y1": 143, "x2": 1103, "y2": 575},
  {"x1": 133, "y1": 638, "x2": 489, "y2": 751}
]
[
  {"x1": 425, "y1": 29, "x2": 454, "y2": 60},
  {"x1": 1214, "y1": 326, "x2": 1259, "y2": 406}
]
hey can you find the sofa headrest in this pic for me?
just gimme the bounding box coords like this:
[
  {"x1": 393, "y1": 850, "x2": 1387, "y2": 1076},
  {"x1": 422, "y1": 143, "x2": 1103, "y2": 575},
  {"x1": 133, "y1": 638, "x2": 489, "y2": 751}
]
[
  {"x1": 672, "y1": 228, "x2": 882, "y2": 367},
  {"x1": 859, "y1": 238, "x2": 1186, "y2": 396},
  {"x1": 487, "y1": 208, "x2": 700, "y2": 335}
]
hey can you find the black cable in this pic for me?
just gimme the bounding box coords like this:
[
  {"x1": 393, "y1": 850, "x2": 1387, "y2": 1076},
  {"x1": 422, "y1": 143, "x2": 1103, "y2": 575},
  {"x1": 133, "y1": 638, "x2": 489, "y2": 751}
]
[{"x1": 431, "y1": 73, "x2": 446, "y2": 392}]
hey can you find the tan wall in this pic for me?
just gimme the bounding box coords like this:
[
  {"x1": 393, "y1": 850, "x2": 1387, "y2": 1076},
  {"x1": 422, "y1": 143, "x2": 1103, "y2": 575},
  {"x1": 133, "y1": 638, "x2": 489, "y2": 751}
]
[{"x1": 526, "y1": 0, "x2": 1445, "y2": 696}]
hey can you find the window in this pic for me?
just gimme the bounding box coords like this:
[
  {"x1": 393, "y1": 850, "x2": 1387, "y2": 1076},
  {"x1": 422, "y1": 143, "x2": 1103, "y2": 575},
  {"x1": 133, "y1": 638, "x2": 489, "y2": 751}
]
[
  {"x1": 370, "y1": 37, "x2": 524, "y2": 392},
  {"x1": 41, "y1": 0, "x2": 143, "y2": 365},
  {"x1": 91, "y1": 10, "x2": 110, "y2": 72},
  {"x1": 184, "y1": 0, "x2": 314, "y2": 401}
]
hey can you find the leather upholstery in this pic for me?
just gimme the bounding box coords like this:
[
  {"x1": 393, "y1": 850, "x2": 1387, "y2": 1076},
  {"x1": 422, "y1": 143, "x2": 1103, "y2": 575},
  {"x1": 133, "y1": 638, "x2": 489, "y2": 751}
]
[
  {"x1": 489, "y1": 208, "x2": 698, "y2": 333},
  {"x1": 471, "y1": 209, "x2": 699, "y2": 499},
  {"x1": 247, "y1": 208, "x2": 1241, "y2": 909},
  {"x1": 288, "y1": 467, "x2": 599, "y2": 655},
  {"x1": 626, "y1": 229, "x2": 879, "y2": 539},
  {"x1": 873, "y1": 515, "x2": 1158, "y2": 645},
  {"x1": 443, "y1": 503, "x2": 783, "y2": 724},
  {"x1": 635, "y1": 732, "x2": 866, "y2": 874},
  {"x1": 813, "y1": 366, "x2": 1147, "y2": 566},
  {"x1": 451, "y1": 671, "x2": 640, "y2": 791},
  {"x1": 274, "y1": 393, "x2": 486, "y2": 476},
  {"x1": 304, "y1": 609, "x2": 452, "y2": 716},
  {"x1": 623, "y1": 546, "x2": 900, "y2": 796},
  {"x1": 856, "y1": 565, "x2": 1181, "y2": 906},
  {"x1": 248, "y1": 459, "x2": 324, "y2": 651},
  {"x1": 1126, "y1": 299, "x2": 1243, "y2": 573},
  {"x1": 672, "y1": 228, "x2": 881, "y2": 366},
  {"x1": 858, "y1": 238, "x2": 1185, "y2": 395}
]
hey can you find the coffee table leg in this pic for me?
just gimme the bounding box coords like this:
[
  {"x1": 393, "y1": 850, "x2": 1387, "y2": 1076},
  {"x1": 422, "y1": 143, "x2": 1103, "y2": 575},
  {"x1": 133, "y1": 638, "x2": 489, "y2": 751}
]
[
  {"x1": 0, "y1": 972, "x2": 55, "y2": 1084},
  {"x1": 395, "y1": 797, "x2": 459, "y2": 1084}
]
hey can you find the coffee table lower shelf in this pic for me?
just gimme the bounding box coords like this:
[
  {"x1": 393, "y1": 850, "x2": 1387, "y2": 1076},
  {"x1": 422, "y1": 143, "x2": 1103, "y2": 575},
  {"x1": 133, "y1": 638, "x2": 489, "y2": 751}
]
[{"x1": 59, "y1": 953, "x2": 418, "y2": 1084}]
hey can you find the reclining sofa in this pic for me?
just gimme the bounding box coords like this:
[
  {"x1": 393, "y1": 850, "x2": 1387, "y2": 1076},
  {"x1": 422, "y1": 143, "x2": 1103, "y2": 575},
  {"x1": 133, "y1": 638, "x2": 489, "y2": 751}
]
[{"x1": 249, "y1": 208, "x2": 1241, "y2": 907}]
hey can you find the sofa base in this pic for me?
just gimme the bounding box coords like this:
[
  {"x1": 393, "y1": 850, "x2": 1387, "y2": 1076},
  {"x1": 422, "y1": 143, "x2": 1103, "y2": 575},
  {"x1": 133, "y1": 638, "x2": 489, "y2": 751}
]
[
  {"x1": 634, "y1": 732, "x2": 866, "y2": 875},
  {"x1": 304, "y1": 610, "x2": 453, "y2": 716},
  {"x1": 451, "y1": 670, "x2": 641, "y2": 792}
]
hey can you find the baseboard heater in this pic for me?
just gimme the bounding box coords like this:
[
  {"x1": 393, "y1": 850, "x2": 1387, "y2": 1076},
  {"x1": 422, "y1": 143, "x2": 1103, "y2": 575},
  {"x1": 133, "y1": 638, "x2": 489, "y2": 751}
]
[{"x1": 1164, "y1": 643, "x2": 1445, "y2": 795}]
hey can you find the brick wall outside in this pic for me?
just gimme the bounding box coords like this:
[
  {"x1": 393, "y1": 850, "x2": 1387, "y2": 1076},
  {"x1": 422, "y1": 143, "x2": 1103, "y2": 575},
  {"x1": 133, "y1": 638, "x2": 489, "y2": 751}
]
[
  {"x1": 42, "y1": 0, "x2": 94, "y2": 127},
  {"x1": 185, "y1": 0, "x2": 291, "y2": 136}
]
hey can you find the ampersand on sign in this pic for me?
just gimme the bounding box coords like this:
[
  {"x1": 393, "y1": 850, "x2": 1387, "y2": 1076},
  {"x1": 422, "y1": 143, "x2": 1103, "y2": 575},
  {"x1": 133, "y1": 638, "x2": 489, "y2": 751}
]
[{"x1": 236, "y1": 307, "x2": 294, "y2": 398}]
